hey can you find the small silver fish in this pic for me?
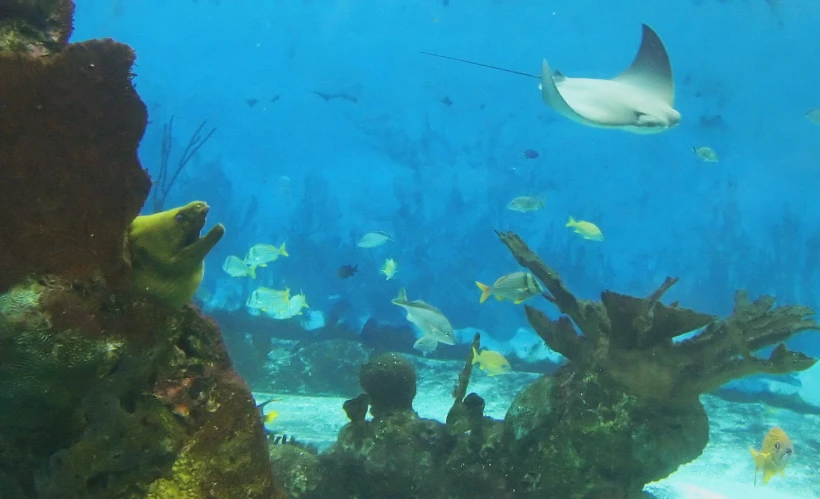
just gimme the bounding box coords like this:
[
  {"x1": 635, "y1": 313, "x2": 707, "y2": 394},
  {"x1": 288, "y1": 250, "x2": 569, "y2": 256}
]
[
  {"x1": 413, "y1": 335, "x2": 438, "y2": 356},
  {"x1": 222, "y1": 255, "x2": 255, "y2": 278},
  {"x1": 507, "y1": 196, "x2": 546, "y2": 213},
  {"x1": 692, "y1": 146, "x2": 719, "y2": 163},
  {"x1": 357, "y1": 231, "x2": 393, "y2": 248}
]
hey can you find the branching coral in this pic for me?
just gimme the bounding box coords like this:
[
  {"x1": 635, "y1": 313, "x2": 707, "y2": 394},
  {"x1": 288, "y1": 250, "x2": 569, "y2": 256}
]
[{"x1": 496, "y1": 230, "x2": 818, "y2": 403}]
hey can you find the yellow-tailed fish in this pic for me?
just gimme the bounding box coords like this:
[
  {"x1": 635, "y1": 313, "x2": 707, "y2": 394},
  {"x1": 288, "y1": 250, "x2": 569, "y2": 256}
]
[
  {"x1": 751, "y1": 427, "x2": 793, "y2": 485},
  {"x1": 391, "y1": 288, "x2": 455, "y2": 345},
  {"x1": 566, "y1": 216, "x2": 603, "y2": 241},
  {"x1": 413, "y1": 335, "x2": 438, "y2": 357},
  {"x1": 692, "y1": 146, "x2": 719, "y2": 163},
  {"x1": 472, "y1": 347, "x2": 512, "y2": 376},
  {"x1": 357, "y1": 231, "x2": 393, "y2": 248},
  {"x1": 475, "y1": 271, "x2": 544, "y2": 304},
  {"x1": 264, "y1": 410, "x2": 279, "y2": 424},
  {"x1": 507, "y1": 196, "x2": 546, "y2": 213},
  {"x1": 222, "y1": 255, "x2": 256, "y2": 278},
  {"x1": 267, "y1": 292, "x2": 309, "y2": 319},
  {"x1": 246, "y1": 286, "x2": 290, "y2": 313},
  {"x1": 381, "y1": 258, "x2": 398, "y2": 280},
  {"x1": 244, "y1": 242, "x2": 288, "y2": 267}
]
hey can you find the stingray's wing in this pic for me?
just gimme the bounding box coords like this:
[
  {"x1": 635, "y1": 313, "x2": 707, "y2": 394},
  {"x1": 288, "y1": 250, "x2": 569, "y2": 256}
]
[
  {"x1": 539, "y1": 59, "x2": 585, "y2": 121},
  {"x1": 612, "y1": 24, "x2": 674, "y2": 106}
]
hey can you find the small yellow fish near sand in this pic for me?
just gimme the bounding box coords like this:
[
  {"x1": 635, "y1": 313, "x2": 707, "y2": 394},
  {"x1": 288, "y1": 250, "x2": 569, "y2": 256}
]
[
  {"x1": 692, "y1": 146, "x2": 719, "y2": 163},
  {"x1": 566, "y1": 217, "x2": 603, "y2": 241},
  {"x1": 358, "y1": 231, "x2": 393, "y2": 248},
  {"x1": 244, "y1": 242, "x2": 288, "y2": 267},
  {"x1": 222, "y1": 255, "x2": 256, "y2": 278},
  {"x1": 476, "y1": 271, "x2": 544, "y2": 304},
  {"x1": 381, "y1": 258, "x2": 398, "y2": 280},
  {"x1": 750, "y1": 427, "x2": 793, "y2": 485},
  {"x1": 472, "y1": 347, "x2": 512, "y2": 376},
  {"x1": 507, "y1": 196, "x2": 546, "y2": 213}
]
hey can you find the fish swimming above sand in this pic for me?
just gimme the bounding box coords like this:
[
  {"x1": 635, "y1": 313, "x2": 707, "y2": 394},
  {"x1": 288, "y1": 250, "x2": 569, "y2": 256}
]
[
  {"x1": 413, "y1": 335, "x2": 438, "y2": 356},
  {"x1": 472, "y1": 347, "x2": 512, "y2": 376},
  {"x1": 475, "y1": 271, "x2": 544, "y2": 304},
  {"x1": 391, "y1": 288, "x2": 456, "y2": 345},
  {"x1": 246, "y1": 286, "x2": 290, "y2": 314},
  {"x1": 357, "y1": 231, "x2": 393, "y2": 248},
  {"x1": 751, "y1": 427, "x2": 794, "y2": 486},
  {"x1": 422, "y1": 24, "x2": 680, "y2": 134}
]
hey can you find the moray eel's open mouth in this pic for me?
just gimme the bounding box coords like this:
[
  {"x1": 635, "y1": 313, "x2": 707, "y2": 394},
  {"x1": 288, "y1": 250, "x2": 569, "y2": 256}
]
[{"x1": 176, "y1": 202, "x2": 210, "y2": 249}]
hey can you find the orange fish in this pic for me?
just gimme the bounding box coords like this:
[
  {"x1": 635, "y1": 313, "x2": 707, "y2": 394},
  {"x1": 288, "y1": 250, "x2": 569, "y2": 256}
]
[{"x1": 750, "y1": 427, "x2": 793, "y2": 485}]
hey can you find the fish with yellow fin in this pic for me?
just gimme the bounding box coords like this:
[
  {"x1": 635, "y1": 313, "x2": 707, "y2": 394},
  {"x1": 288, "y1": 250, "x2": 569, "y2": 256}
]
[
  {"x1": 381, "y1": 258, "x2": 398, "y2": 280},
  {"x1": 566, "y1": 216, "x2": 603, "y2": 241},
  {"x1": 472, "y1": 347, "x2": 512, "y2": 376},
  {"x1": 244, "y1": 242, "x2": 288, "y2": 268},
  {"x1": 222, "y1": 255, "x2": 256, "y2": 278},
  {"x1": 476, "y1": 271, "x2": 543, "y2": 304},
  {"x1": 750, "y1": 427, "x2": 793, "y2": 485}
]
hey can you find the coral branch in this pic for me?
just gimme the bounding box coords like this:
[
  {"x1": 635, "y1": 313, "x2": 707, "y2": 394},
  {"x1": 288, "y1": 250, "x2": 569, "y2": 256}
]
[
  {"x1": 495, "y1": 231, "x2": 607, "y2": 341},
  {"x1": 524, "y1": 306, "x2": 583, "y2": 362}
]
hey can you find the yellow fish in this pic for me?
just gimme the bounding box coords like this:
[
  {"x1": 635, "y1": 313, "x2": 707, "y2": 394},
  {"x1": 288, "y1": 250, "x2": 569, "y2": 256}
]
[
  {"x1": 381, "y1": 258, "x2": 398, "y2": 280},
  {"x1": 476, "y1": 271, "x2": 543, "y2": 304},
  {"x1": 246, "y1": 286, "x2": 290, "y2": 313},
  {"x1": 244, "y1": 242, "x2": 288, "y2": 267},
  {"x1": 471, "y1": 347, "x2": 512, "y2": 376},
  {"x1": 750, "y1": 427, "x2": 793, "y2": 485},
  {"x1": 566, "y1": 216, "x2": 603, "y2": 241},
  {"x1": 264, "y1": 410, "x2": 279, "y2": 424}
]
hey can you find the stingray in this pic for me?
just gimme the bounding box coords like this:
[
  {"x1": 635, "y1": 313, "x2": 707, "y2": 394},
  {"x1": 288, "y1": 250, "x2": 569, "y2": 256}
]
[{"x1": 422, "y1": 24, "x2": 681, "y2": 134}]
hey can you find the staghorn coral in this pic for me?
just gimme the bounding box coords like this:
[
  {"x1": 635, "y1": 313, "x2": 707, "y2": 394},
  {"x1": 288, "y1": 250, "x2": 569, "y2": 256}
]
[{"x1": 495, "y1": 230, "x2": 818, "y2": 498}]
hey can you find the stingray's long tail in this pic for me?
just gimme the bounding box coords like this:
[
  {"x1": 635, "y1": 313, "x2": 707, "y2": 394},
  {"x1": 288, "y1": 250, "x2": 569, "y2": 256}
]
[{"x1": 419, "y1": 51, "x2": 539, "y2": 79}]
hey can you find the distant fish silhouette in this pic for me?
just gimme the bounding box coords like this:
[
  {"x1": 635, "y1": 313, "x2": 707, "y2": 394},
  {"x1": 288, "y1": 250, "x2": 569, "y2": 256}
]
[
  {"x1": 246, "y1": 98, "x2": 259, "y2": 107},
  {"x1": 337, "y1": 264, "x2": 358, "y2": 279},
  {"x1": 270, "y1": 95, "x2": 280, "y2": 104},
  {"x1": 313, "y1": 91, "x2": 358, "y2": 104},
  {"x1": 440, "y1": 96, "x2": 453, "y2": 107}
]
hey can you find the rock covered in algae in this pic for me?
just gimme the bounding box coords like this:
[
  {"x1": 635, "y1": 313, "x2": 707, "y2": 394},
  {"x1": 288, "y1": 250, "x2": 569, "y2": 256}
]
[
  {"x1": 0, "y1": 0, "x2": 74, "y2": 55},
  {"x1": 128, "y1": 201, "x2": 225, "y2": 309},
  {"x1": 358, "y1": 352, "x2": 417, "y2": 417},
  {"x1": 0, "y1": 5, "x2": 284, "y2": 496}
]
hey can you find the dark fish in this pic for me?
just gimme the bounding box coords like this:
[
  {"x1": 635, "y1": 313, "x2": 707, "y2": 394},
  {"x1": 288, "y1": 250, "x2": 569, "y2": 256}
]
[
  {"x1": 521, "y1": 149, "x2": 539, "y2": 159},
  {"x1": 270, "y1": 95, "x2": 280, "y2": 104},
  {"x1": 440, "y1": 96, "x2": 453, "y2": 107},
  {"x1": 313, "y1": 91, "x2": 358, "y2": 104},
  {"x1": 337, "y1": 264, "x2": 358, "y2": 279},
  {"x1": 246, "y1": 98, "x2": 259, "y2": 107}
]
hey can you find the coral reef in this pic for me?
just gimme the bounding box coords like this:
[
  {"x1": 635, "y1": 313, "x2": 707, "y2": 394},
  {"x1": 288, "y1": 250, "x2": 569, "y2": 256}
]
[
  {"x1": 0, "y1": 38, "x2": 151, "y2": 294},
  {"x1": 496, "y1": 230, "x2": 818, "y2": 498},
  {"x1": 359, "y1": 352, "x2": 417, "y2": 417},
  {"x1": 0, "y1": 4, "x2": 282, "y2": 497},
  {"x1": 0, "y1": 0, "x2": 74, "y2": 55}
]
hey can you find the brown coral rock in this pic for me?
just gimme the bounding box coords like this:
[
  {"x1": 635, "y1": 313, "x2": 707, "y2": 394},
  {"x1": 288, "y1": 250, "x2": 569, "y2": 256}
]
[{"x1": 0, "y1": 39, "x2": 151, "y2": 295}]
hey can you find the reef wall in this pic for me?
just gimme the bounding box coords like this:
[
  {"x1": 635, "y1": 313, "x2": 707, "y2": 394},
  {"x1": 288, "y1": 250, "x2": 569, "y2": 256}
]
[{"x1": 0, "y1": 2, "x2": 283, "y2": 497}]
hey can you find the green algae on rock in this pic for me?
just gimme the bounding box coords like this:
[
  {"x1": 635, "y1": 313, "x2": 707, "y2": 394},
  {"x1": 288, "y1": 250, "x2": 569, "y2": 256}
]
[{"x1": 495, "y1": 230, "x2": 818, "y2": 498}]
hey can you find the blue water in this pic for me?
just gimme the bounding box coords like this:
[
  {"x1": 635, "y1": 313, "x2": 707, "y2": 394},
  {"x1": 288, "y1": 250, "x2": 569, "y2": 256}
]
[{"x1": 72, "y1": 1, "x2": 820, "y2": 495}]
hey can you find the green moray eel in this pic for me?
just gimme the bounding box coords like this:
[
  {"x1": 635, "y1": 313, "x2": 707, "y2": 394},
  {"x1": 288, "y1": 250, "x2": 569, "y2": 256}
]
[{"x1": 128, "y1": 201, "x2": 225, "y2": 308}]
